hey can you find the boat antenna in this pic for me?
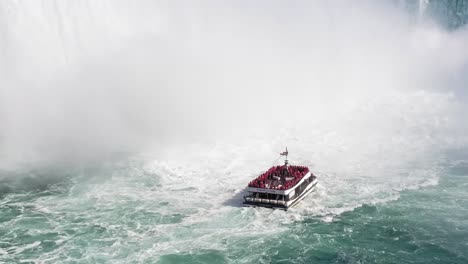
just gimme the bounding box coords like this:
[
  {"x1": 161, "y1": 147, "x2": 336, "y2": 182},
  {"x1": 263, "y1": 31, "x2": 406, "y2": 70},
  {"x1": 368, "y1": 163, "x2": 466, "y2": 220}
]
[{"x1": 280, "y1": 147, "x2": 289, "y2": 168}]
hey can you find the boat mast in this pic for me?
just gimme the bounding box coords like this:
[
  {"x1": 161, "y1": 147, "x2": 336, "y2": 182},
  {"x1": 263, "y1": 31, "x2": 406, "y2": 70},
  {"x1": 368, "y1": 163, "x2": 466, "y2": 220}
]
[{"x1": 281, "y1": 147, "x2": 289, "y2": 168}]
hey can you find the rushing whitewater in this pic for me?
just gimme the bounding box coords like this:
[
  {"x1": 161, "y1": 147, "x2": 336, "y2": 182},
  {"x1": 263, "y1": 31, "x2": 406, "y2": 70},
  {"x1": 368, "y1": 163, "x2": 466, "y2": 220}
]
[{"x1": 1, "y1": 1, "x2": 468, "y2": 263}]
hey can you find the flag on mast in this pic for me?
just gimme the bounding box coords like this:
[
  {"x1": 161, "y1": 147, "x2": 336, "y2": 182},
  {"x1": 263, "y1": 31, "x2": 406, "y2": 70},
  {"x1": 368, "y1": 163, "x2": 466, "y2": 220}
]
[{"x1": 280, "y1": 148, "x2": 288, "y2": 156}]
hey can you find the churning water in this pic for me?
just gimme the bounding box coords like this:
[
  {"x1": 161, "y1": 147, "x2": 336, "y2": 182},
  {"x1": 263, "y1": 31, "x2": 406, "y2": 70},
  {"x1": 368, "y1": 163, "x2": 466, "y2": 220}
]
[{"x1": 1, "y1": 1, "x2": 468, "y2": 263}]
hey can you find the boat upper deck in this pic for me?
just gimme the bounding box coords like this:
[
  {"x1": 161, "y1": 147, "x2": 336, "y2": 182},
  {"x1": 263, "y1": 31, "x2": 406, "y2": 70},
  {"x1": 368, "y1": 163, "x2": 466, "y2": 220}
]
[{"x1": 248, "y1": 165, "x2": 310, "y2": 190}]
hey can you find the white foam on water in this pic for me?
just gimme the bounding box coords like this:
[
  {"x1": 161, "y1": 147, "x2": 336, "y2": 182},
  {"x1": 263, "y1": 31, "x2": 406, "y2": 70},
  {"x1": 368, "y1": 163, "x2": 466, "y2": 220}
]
[
  {"x1": 136, "y1": 87, "x2": 449, "y2": 228},
  {"x1": 13, "y1": 242, "x2": 41, "y2": 255},
  {"x1": 1, "y1": 1, "x2": 468, "y2": 262},
  {"x1": 0, "y1": 145, "x2": 448, "y2": 262}
]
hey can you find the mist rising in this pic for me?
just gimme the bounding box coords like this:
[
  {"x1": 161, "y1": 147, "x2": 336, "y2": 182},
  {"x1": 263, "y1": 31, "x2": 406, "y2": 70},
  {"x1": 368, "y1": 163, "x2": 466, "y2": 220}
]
[{"x1": 1, "y1": 0, "x2": 468, "y2": 170}]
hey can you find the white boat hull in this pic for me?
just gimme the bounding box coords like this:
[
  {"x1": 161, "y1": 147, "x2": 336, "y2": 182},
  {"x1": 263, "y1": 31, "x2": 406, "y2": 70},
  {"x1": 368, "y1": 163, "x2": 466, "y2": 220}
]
[{"x1": 243, "y1": 178, "x2": 318, "y2": 210}]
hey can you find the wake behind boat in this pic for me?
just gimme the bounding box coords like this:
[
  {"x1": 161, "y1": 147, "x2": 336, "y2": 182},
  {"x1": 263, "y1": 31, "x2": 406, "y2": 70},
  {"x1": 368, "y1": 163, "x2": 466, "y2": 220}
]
[{"x1": 243, "y1": 148, "x2": 318, "y2": 210}]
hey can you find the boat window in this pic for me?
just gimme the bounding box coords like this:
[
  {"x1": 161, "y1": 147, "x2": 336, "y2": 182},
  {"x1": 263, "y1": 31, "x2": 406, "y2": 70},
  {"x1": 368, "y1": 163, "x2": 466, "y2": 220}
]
[{"x1": 290, "y1": 190, "x2": 299, "y2": 199}]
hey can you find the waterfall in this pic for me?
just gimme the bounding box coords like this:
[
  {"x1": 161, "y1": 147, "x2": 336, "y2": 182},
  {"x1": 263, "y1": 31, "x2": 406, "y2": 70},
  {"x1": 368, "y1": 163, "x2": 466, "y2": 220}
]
[{"x1": 419, "y1": 0, "x2": 429, "y2": 19}]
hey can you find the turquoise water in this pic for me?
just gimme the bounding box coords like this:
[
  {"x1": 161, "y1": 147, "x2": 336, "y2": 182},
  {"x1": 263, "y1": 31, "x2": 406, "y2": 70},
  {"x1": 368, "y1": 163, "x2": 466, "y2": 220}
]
[
  {"x1": 2, "y1": 1, "x2": 468, "y2": 263},
  {"x1": 1, "y1": 152, "x2": 467, "y2": 263}
]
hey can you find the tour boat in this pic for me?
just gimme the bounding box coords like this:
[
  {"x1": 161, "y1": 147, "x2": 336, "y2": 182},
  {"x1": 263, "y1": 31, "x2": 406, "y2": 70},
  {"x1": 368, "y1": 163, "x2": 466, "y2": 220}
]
[{"x1": 243, "y1": 148, "x2": 318, "y2": 210}]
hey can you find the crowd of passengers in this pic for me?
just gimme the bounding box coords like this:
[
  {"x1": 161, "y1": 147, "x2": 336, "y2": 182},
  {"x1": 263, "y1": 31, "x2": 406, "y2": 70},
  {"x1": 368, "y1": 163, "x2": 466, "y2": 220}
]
[{"x1": 248, "y1": 165, "x2": 310, "y2": 190}]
